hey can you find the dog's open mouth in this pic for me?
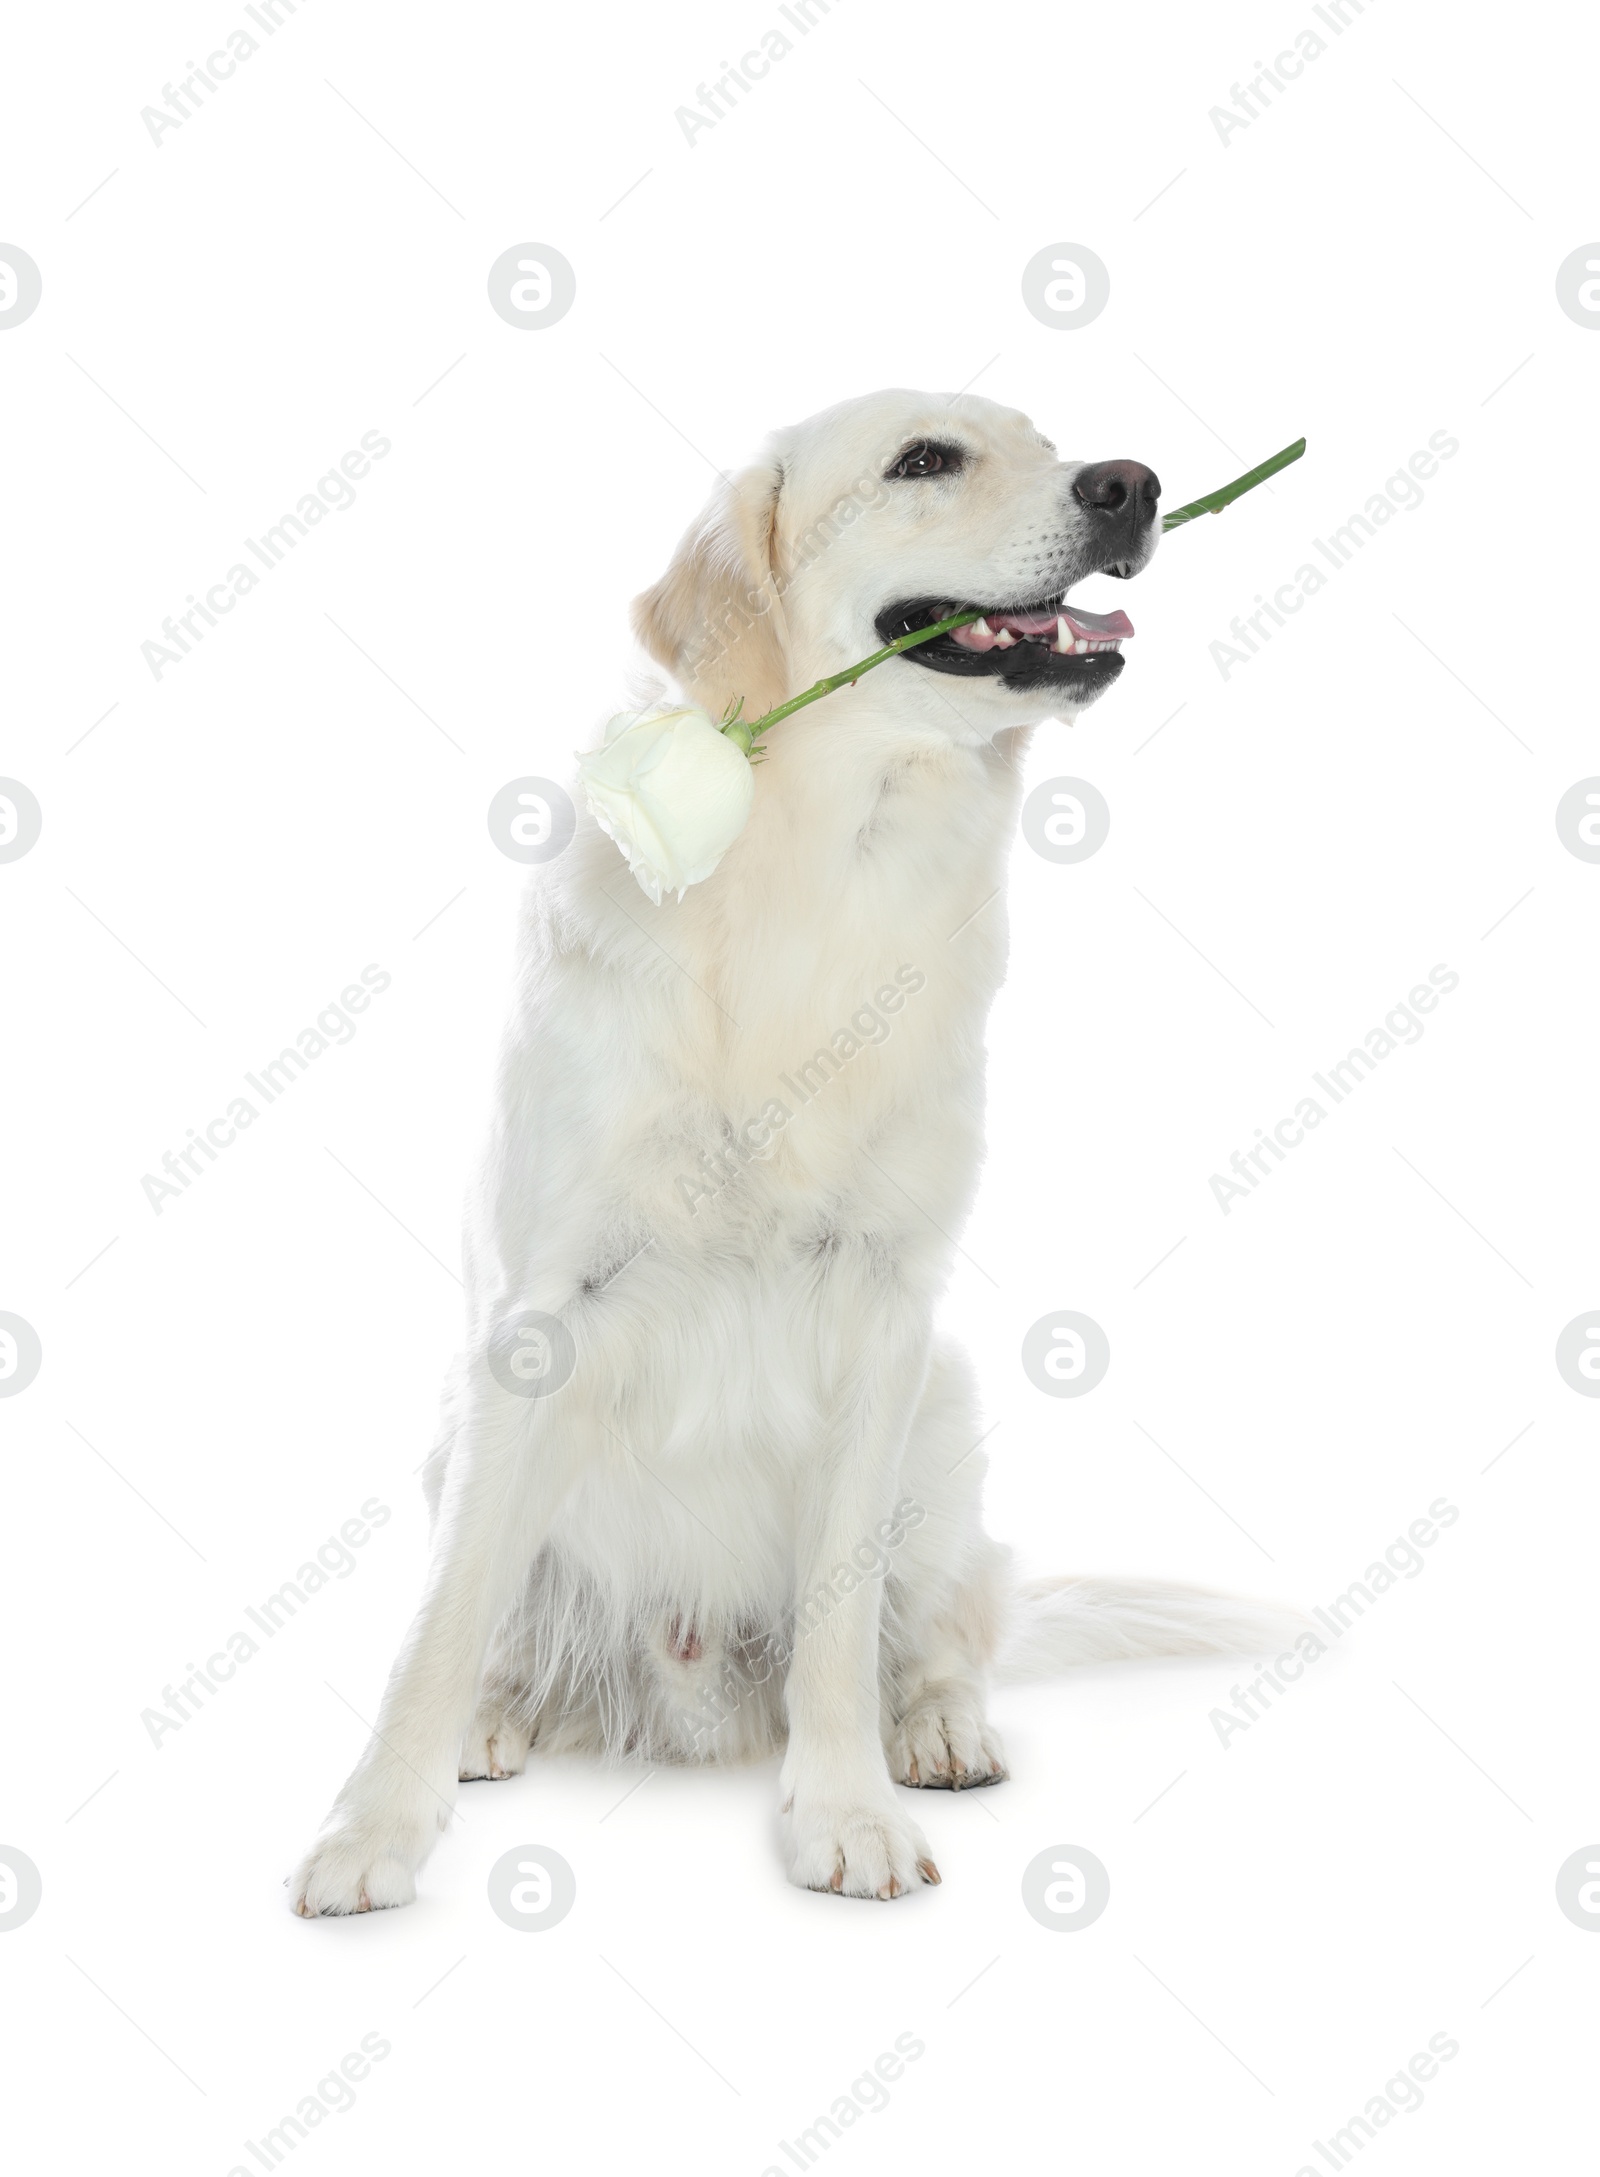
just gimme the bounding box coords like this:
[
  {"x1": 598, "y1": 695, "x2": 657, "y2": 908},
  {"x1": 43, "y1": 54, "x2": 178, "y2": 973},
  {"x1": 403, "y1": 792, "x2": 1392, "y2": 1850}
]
[{"x1": 874, "y1": 595, "x2": 1134, "y2": 695}]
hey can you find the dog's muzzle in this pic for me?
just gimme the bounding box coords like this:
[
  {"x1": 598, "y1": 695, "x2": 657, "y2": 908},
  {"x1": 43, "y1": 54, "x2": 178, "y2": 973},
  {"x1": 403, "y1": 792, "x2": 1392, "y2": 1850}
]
[{"x1": 875, "y1": 453, "x2": 1161, "y2": 700}]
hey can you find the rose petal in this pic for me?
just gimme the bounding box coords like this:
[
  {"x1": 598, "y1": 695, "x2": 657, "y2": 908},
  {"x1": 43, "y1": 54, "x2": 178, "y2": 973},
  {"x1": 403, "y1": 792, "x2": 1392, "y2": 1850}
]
[{"x1": 577, "y1": 707, "x2": 755, "y2": 901}]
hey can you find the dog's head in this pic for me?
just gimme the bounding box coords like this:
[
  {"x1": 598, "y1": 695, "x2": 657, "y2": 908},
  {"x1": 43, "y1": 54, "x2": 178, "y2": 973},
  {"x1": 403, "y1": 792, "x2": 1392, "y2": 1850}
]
[{"x1": 633, "y1": 389, "x2": 1160, "y2": 732}]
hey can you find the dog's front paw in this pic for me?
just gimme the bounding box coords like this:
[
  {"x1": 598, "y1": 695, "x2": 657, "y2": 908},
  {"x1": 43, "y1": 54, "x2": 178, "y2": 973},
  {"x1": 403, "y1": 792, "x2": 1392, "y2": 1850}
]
[
  {"x1": 782, "y1": 1789, "x2": 940, "y2": 1900},
  {"x1": 291, "y1": 1826, "x2": 418, "y2": 1918},
  {"x1": 889, "y1": 1692, "x2": 1007, "y2": 1790},
  {"x1": 290, "y1": 1783, "x2": 445, "y2": 1917}
]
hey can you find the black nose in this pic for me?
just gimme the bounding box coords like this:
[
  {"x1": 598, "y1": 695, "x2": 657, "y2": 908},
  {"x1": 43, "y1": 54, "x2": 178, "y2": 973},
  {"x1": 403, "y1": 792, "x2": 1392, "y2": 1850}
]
[{"x1": 1073, "y1": 459, "x2": 1161, "y2": 525}]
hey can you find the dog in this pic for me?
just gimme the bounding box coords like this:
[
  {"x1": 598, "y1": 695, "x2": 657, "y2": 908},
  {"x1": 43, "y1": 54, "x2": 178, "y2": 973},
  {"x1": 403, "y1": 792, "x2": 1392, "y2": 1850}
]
[{"x1": 292, "y1": 388, "x2": 1296, "y2": 1912}]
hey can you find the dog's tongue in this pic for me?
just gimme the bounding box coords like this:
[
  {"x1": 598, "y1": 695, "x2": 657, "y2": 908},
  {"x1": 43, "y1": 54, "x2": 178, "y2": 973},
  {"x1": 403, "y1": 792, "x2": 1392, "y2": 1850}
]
[
  {"x1": 1014, "y1": 603, "x2": 1131, "y2": 638},
  {"x1": 951, "y1": 602, "x2": 1134, "y2": 650},
  {"x1": 1056, "y1": 604, "x2": 1132, "y2": 639}
]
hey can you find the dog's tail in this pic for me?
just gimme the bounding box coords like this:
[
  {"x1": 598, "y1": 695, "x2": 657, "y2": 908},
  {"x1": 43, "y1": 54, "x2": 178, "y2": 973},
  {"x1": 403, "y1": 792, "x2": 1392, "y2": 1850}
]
[{"x1": 994, "y1": 1573, "x2": 1313, "y2": 1682}]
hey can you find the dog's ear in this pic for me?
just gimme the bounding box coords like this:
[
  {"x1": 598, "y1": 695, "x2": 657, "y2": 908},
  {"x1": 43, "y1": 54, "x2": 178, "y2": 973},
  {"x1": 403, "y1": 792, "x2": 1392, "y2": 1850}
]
[{"x1": 632, "y1": 455, "x2": 790, "y2": 722}]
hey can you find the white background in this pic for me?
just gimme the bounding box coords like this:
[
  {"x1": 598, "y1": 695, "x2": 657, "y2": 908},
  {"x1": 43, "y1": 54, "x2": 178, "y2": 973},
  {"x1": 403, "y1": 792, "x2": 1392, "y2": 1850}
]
[{"x1": 2, "y1": 0, "x2": 1597, "y2": 2169}]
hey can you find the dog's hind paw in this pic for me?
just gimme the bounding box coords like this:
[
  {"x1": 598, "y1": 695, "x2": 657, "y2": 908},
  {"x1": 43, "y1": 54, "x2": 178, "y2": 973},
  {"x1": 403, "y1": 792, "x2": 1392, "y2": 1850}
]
[
  {"x1": 459, "y1": 1710, "x2": 531, "y2": 1783},
  {"x1": 889, "y1": 1692, "x2": 1007, "y2": 1791}
]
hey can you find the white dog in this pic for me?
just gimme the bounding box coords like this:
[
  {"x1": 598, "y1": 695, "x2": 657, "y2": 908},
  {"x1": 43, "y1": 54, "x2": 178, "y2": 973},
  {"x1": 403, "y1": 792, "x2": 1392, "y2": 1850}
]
[{"x1": 293, "y1": 388, "x2": 1293, "y2": 1912}]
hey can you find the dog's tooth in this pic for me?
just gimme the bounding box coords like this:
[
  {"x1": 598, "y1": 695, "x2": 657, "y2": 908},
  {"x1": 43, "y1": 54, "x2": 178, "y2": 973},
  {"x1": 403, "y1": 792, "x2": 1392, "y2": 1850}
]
[
  {"x1": 1055, "y1": 616, "x2": 1072, "y2": 653},
  {"x1": 971, "y1": 617, "x2": 993, "y2": 636},
  {"x1": 993, "y1": 628, "x2": 1016, "y2": 647},
  {"x1": 1072, "y1": 638, "x2": 1088, "y2": 655}
]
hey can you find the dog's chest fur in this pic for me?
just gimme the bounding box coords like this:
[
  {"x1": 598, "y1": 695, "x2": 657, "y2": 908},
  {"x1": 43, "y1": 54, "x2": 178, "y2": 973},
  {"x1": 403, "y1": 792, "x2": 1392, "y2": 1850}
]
[{"x1": 509, "y1": 706, "x2": 1026, "y2": 1272}]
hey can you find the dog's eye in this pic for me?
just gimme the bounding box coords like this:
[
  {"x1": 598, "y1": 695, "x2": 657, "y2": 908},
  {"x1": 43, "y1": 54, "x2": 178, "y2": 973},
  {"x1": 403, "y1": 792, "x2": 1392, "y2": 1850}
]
[{"x1": 887, "y1": 440, "x2": 961, "y2": 479}]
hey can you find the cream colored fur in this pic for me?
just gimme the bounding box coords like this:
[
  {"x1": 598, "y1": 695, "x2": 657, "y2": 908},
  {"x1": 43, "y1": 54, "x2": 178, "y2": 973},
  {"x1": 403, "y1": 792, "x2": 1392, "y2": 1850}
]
[{"x1": 291, "y1": 390, "x2": 1300, "y2": 1913}]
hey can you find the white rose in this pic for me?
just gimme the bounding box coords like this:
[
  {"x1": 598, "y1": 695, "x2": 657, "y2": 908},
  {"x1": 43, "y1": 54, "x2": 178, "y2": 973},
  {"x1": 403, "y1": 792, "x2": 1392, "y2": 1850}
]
[{"x1": 578, "y1": 706, "x2": 755, "y2": 905}]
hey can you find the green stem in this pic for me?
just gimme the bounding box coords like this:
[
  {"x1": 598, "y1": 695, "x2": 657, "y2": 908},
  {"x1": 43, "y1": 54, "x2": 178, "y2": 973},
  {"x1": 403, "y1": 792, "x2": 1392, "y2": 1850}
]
[
  {"x1": 724, "y1": 436, "x2": 1306, "y2": 746},
  {"x1": 724, "y1": 611, "x2": 980, "y2": 749},
  {"x1": 1160, "y1": 436, "x2": 1306, "y2": 529}
]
